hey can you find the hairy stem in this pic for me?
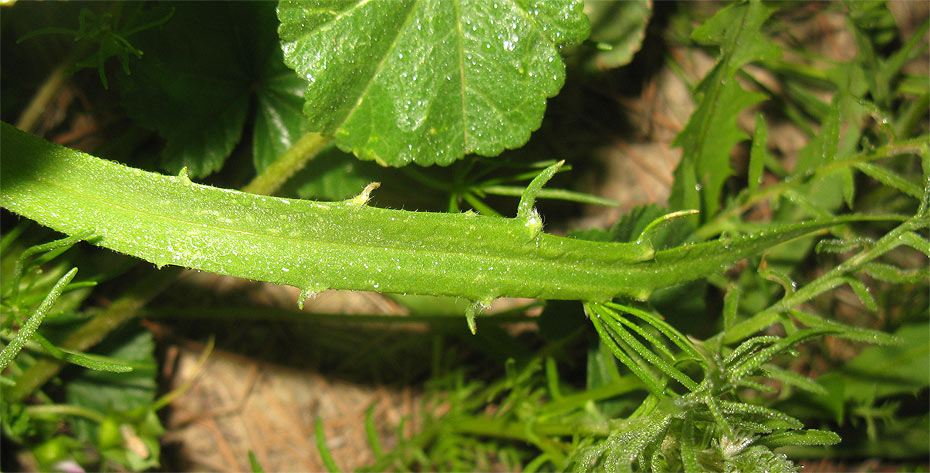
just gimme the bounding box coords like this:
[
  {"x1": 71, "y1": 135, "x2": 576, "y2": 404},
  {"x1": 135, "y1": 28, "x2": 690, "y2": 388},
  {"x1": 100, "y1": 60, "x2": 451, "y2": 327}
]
[
  {"x1": 242, "y1": 131, "x2": 332, "y2": 195},
  {"x1": 1, "y1": 122, "x2": 867, "y2": 401},
  {"x1": 2, "y1": 123, "x2": 328, "y2": 403}
]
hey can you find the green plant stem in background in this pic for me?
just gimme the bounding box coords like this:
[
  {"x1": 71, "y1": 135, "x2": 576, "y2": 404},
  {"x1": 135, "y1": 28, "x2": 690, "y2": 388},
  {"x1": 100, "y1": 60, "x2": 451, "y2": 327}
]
[
  {"x1": 450, "y1": 415, "x2": 614, "y2": 440},
  {"x1": 24, "y1": 403, "x2": 107, "y2": 424},
  {"x1": 241, "y1": 131, "x2": 332, "y2": 195},
  {"x1": 15, "y1": 54, "x2": 77, "y2": 133},
  {"x1": 480, "y1": 185, "x2": 622, "y2": 207},
  {"x1": 693, "y1": 135, "x2": 929, "y2": 240},
  {"x1": 723, "y1": 178, "x2": 930, "y2": 343},
  {"x1": 2, "y1": 123, "x2": 329, "y2": 404}
]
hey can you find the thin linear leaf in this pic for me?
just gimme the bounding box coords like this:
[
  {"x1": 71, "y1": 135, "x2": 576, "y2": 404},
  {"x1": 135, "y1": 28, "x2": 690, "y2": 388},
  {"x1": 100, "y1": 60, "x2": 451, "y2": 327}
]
[
  {"x1": 729, "y1": 329, "x2": 835, "y2": 381},
  {"x1": 735, "y1": 378, "x2": 776, "y2": 394},
  {"x1": 315, "y1": 417, "x2": 342, "y2": 473},
  {"x1": 6, "y1": 230, "x2": 93, "y2": 303},
  {"x1": 840, "y1": 276, "x2": 878, "y2": 311},
  {"x1": 723, "y1": 283, "x2": 741, "y2": 330},
  {"x1": 0, "y1": 268, "x2": 77, "y2": 370},
  {"x1": 719, "y1": 400, "x2": 803, "y2": 430},
  {"x1": 604, "y1": 302, "x2": 703, "y2": 363},
  {"x1": 815, "y1": 237, "x2": 873, "y2": 254},
  {"x1": 612, "y1": 312, "x2": 677, "y2": 362},
  {"x1": 899, "y1": 231, "x2": 930, "y2": 256},
  {"x1": 364, "y1": 404, "x2": 383, "y2": 459},
  {"x1": 30, "y1": 331, "x2": 133, "y2": 373},
  {"x1": 760, "y1": 365, "x2": 827, "y2": 396},
  {"x1": 838, "y1": 321, "x2": 930, "y2": 400},
  {"x1": 854, "y1": 162, "x2": 923, "y2": 199},
  {"x1": 277, "y1": 0, "x2": 590, "y2": 166},
  {"x1": 248, "y1": 451, "x2": 266, "y2": 473},
  {"x1": 679, "y1": 416, "x2": 700, "y2": 473},
  {"x1": 861, "y1": 262, "x2": 930, "y2": 284},
  {"x1": 588, "y1": 306, "x2": 664, "y2": 396},
  {"x1": 724, "y1": 336, "x2": 781, "y2": 366},
  {"x1": 757, "y1": 429, "x2": 840, "y2": 448},
  {"x1": 481, "y1": 185, "x2": 622, "y2": 207}
]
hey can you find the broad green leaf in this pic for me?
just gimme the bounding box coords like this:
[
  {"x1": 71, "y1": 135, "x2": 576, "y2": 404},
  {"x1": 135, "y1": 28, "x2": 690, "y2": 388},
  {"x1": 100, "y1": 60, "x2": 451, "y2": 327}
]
[
  {"x1": 690, "y1": 0, "x2": 780, "y2": 71},
  {"x1": 276, "y1": 0, "x2": 590, "y2": 166},
  {"x1": 848, "y1": 0, "x2": 899, "y2": 108},
  {"x1": 669, "y1": 0, "x2": 779, "y2": 218},
  {"x1": 120, "y1": 2, "x2": 308, "y2": 177},
  {"x1": 796, "y1": 103, "x2": 839, "y2": 176},
  {"x1": 253, "y1": 51, "x2": 312, "y2": 173},
  {"x1": 578, "y1": 0, "x2": 651, "y2": 71},
  {"x1": 65, "y1": 327, "x2": 157, "y2": 415},
  {"x1": 65, "y1": 324, "x2": 158, "y2": 468},
  {"x1": 793, "y1": 95, "x2": 868, "y2": 213}
]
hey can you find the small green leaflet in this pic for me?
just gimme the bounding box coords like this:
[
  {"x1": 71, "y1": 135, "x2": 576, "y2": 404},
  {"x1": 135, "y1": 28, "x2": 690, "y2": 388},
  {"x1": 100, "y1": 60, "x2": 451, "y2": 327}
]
[
  {"x1": 277, "y1": 0, "x2": 590, "y2": 166},
  {"x1": 669, "y1": 0, "x2": 780, "y2": 218},
  {"x1": 578, "y1": 0, "x2": 651, "y2": 71}
]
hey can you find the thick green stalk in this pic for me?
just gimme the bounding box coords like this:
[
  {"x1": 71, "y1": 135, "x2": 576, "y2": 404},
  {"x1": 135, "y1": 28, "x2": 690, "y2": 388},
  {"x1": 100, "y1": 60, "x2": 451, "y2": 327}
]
[
  {"x1": 241, "y1": 131, "x2": 332, "y2": 195},
  {"x1": 2, "y1": 124, "x2": 324, "y2": 403},
  {"x1": 1, "y1": 122, "x2": 856, "y2": 306},
  {"x1": 0, "y1": 124, "x2": 876, "y2": 303}
]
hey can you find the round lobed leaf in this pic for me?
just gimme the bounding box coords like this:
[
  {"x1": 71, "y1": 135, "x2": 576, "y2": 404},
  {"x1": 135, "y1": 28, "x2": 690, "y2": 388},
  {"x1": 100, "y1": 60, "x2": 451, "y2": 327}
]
[{"x1": 277, "y1": 0, "x2": 590, "y2": 166}]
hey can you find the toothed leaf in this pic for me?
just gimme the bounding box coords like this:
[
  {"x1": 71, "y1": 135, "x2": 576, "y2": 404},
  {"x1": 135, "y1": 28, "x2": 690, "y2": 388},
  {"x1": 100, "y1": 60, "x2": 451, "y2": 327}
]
[{"x1": 277, "y1": 0, "x2": 590, "y2": 166}]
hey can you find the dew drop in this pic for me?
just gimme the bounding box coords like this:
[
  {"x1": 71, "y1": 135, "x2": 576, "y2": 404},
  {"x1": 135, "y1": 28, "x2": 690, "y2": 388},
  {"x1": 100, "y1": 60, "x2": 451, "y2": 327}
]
[{"x1": 297, "y1": 287, "x2": 318, "y2": 310}]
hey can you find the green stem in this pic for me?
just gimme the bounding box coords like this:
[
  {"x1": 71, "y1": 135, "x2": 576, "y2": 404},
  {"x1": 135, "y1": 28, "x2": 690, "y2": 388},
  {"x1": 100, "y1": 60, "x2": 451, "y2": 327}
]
[
  {"x1": 722, "y1": 213, "x2": 928, "y2": 343},
  {"x1": 694, "y1": 135, "x2": 930, "y2": 240},
  {"x1": 2, "y1": 125, "x2": 327, "y2": 403},
  {"x1": 0, "y1": 122, "x2": 875, "y2": 402},
  {"x1": 25, "y1": 403, "x2": 107, "y2": 423},
  {"x1": 241, "y1": 131, "x2": 332, "y2": 195},
  {"x1": 14, "y1": 49, "x2": 84, "y2": 133},
  {"x1": 1, "y1": 122, "x2": 850, "y2": 304}
]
